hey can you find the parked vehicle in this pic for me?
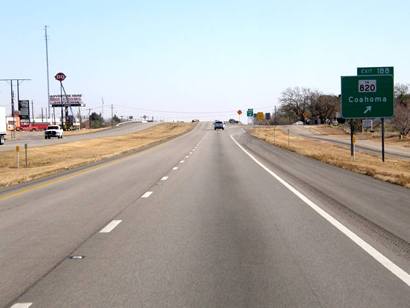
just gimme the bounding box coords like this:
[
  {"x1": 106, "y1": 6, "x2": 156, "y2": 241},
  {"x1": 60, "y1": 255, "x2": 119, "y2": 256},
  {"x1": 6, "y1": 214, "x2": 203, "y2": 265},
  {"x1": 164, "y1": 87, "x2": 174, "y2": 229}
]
[
  {"x1": 19, "y1": 122, "x2": 49, "y2": 131},
  {"x1": 45, "y1": 125, "x2": 63, "y2": 139},
  {"x1": 0, "y1": 107, "x2": 6, "y2": 145},
  {"x1": 214, "y1": 120, "x2": 224, "y2": 130}
]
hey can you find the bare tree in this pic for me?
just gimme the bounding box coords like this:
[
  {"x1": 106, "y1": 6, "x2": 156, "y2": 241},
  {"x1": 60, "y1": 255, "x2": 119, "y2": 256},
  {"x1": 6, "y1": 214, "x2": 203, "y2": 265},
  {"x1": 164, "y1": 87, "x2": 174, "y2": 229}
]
[
  {"x1": 279, "y1": 87, "x2": 339, "y2": 124},
  {"x1": 393, "y1": 104, "x2": 410, "y2": 137},
  {"x1": 279, "y1": 87, "x2": 313, "y2": 122},
  {"x1": 310, "y1": 95, "x2": 339, "y2": 122},
  {"x1": 394, "y1": 83, "x2": 409, "y2": 104},
  {"x1": 392, "y1": 83, "x2": 410, "y2": 138}
]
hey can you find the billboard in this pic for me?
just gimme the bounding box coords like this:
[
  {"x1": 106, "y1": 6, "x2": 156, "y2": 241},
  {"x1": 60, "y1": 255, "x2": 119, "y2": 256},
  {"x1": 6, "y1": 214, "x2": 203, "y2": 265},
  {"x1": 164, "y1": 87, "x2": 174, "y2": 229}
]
[
  {"x1": 50, "y1": 94, "x2": 83, "y2": 107},
  {"x1": 18, "y1": 100, "x2": 30, "y2": 120}
]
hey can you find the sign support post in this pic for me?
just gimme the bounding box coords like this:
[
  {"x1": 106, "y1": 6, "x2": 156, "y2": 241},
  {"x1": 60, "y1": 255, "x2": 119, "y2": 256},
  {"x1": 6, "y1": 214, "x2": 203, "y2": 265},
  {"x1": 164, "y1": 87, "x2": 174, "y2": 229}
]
[
  {"x1": 381, "y1": 118, "x2": 385, "y2": 162},
  {"x1": 60, "y1": 81, "x2": 64, "y2": 128},
  {"x1": 350, "y1": 121, "x2": 355, "y2": 160}
]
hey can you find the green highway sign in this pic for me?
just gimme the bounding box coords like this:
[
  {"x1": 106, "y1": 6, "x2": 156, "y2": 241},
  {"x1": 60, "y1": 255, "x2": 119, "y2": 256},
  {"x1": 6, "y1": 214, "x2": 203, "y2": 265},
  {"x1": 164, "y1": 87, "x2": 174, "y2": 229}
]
[
  {"x1": 247, "y1": 108, "x2": 254, "y2": 117},
  {"x1": 357, "y1": 67, "x2": 394, "y2": 76},
  {"x1": 341, "y1": 75, "x2": 394, "y2": 118}
]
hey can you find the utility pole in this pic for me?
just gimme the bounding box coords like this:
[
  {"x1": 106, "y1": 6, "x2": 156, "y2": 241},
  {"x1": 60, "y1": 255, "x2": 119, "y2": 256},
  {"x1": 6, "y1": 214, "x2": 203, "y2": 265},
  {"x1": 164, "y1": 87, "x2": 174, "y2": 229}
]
[
  {"x1": 10, "y1": 80, "x2": 14, "y2": 117},
  {"x1": 101, "y1": 97, "x2": 104, "y2": 120},
  {"x1": 0, "y1": 78, "x2": 31, "y2": 138},
  {"x1": 111, "y1": 104, "x2": 114, "y2": 126},
  {"x1": 78, "y1": 106, "x2": 82, "y2": 129},
  {"x1": 44, "y1": 25, "x2": 51, "y2": 122},
  {"x1": 87, "y1": 108, "x2": 92, "y2": 128},
  {"x1": 16, "y1": 80, "x2": 20, "y2": 103},
  {"x1": 274, "y1": 105, "x2": 277, "y2": 125},
  {"x1": 31, "y1": 100, "x2": 35, "y2": 123}
]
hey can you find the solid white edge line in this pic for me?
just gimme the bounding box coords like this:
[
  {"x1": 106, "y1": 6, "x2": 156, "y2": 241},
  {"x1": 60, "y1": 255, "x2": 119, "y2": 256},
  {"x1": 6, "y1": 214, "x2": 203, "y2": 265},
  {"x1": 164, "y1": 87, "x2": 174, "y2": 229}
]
[
  {"x1": 230, "y1": 134, "x2": 410, "y2": 287},
  {"x1": 11, "y1": 304, "x2": 32, "y2": 308},
  {"x1": 99, "y1": 220, "x2": 122, "y2": 233},
  {"x1": 141, "y1": 191, "x2": 153, "y2": 198},
  {"x1": 161, "y1": 176, "x2": 169, "y2": 181}
]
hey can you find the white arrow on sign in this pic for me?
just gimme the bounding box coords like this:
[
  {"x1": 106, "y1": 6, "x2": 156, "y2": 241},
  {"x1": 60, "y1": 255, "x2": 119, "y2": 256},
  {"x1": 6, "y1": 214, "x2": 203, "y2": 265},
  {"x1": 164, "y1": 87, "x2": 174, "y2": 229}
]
[{"x1": 364, "y1": 106, "x2": 372, "y2": 114}]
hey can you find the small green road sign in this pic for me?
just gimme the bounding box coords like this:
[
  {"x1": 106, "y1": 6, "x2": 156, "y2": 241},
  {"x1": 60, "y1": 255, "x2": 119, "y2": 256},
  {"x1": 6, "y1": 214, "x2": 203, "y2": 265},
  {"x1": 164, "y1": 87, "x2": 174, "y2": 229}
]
[
  {"x1": 341, "y1": 75, "x2": 394, "y2": 118},
  {"x1": 357, "y1": 67, "x2": 394, "y2": 76},
  {"x1": 247, "y1": 108, "x2": 254, "y2": 117}
]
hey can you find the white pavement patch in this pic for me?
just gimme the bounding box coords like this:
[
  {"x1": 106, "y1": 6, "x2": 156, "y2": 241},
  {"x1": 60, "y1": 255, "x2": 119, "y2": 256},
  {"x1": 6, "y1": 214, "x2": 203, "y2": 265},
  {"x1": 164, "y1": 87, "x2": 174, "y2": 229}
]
[
  {"x1": 99, "y1": 220, "x2": 122, "y2": 233},
  {"x1": 161, "y1": 176, "x2": 169, "y2": 181},
  {"x1": 230, "y1": 134, "x2": 410, "y2": 287},
  {"x1": 11, "y1": 304, "x2": 32, "y2": 308},
  {"x1": 141, "y1": 191, "x2": 153, "y2": 198},
  {"x1": 172, "y1": 167, "x2": 179, "y2": 170}
]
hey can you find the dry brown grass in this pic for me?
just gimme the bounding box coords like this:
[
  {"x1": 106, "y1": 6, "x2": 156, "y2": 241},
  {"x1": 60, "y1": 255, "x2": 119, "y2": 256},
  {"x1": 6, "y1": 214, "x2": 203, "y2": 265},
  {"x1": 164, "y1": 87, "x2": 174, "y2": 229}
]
[
  {"x1": 309, "y1": 125, "x2": 347, "y2": 136},
  {"x1": 250, "y1": 127, "x2": 410, "y2": 188},
  {"x1": 63, "y1": 127, "x2": 109, "y2": 136},
  {"x1": 308, "y1": 125, "x2": 410, "y2": 147},
  {"x1": 0, "y1": 123, "x2": 194, "y2": 187}
]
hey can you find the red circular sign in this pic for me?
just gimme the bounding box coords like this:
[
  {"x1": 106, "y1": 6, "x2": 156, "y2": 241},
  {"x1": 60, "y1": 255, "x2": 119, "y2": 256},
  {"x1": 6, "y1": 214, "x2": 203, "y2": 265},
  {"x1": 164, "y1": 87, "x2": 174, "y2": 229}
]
[
  {"x1": 237, "y1": 110, "x2": 242, "y2": 115},
  {"x1": 55, "y1": 72, "x2": 66, "y2": 81}
]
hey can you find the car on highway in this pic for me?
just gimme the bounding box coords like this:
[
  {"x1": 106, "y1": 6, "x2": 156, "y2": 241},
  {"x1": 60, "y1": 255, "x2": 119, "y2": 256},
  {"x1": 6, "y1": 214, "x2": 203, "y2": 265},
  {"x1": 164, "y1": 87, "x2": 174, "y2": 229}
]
[
  {"x1": 45, "y1": 125, "x2": 63, "y2": 139},
  {"x1": 214, "y1": 120, "x2": 224, "y2": 130}
]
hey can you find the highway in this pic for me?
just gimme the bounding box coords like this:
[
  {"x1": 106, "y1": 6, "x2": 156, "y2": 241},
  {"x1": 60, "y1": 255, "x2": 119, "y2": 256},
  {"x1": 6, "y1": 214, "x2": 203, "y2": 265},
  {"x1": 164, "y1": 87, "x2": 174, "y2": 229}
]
[
  {"x1": 1, "y1": 122, "x2": 409, "y2": 307},
  {"x1": 0, "y1": 122, "x2": 156, "y2": 152}
]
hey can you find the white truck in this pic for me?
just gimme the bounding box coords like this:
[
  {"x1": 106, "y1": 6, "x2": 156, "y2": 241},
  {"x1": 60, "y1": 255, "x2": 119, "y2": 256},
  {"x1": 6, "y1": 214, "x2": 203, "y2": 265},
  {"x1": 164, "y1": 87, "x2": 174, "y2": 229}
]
[
  {"x1": 44, "y1": 125, "x2": 64, "y2": 139},
  {"x1": 0, "y1": 107, "x2": 6, "y2": 145}
]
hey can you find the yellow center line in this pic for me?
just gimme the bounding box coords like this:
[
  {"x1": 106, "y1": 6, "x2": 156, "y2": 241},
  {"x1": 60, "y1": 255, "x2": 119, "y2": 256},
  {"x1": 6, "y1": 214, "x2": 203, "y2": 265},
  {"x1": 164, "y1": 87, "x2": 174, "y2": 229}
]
[{"x1": 0, "y1": 158, "x2": 122, "y2": 202}]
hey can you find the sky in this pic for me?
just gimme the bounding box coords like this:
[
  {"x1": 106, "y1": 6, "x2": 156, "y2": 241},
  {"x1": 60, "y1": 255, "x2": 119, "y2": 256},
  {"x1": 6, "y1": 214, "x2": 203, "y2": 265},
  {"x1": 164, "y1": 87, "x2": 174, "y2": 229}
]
[{"x1": 0, "y1": 0, "x2": 409, "y2": 121}]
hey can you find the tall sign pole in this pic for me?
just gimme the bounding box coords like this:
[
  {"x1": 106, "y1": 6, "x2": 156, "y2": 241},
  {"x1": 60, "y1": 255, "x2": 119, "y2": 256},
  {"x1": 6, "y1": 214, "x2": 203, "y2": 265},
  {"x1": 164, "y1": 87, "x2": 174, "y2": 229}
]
[
  {"x1": 55, "y1": 72, "x2": 67, "y2": 129},
  {"x1": 60, "y1": 81, "x2": 64, "y2": 127}
]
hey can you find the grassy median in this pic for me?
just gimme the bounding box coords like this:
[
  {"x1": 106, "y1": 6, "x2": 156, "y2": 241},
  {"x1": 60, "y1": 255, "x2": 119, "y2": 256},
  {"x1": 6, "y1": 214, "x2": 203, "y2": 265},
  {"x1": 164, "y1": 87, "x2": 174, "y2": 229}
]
[
  {"x1": 0, "y1": 123, "x2": 194, "y2": 187},
  {"x1": 250, "y1": 127, "x2": 410, "y2": 188}
]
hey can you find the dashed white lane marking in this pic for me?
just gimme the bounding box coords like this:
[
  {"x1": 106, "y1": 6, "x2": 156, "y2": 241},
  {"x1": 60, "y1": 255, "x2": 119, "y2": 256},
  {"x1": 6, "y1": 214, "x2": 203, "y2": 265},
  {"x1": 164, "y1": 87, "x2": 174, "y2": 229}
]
[
  {"x1": 180, "y1": 160, "x2": 185, "y2": 163},
  {"x1": 189, "y1": 152, "x2": 193, "y2": 154},
  {"x1": 230, "y1": 134, "x2": 410, "y2": 287},
  {"x1": 185, "y1": 155, "x2": 189, "y2": 159},
  {"x1": 11, "y1": 304, "x2": 32, "y2": 308},
  {"x1": 99, "y1": 220, "x2": 122, "y2": 233},
  {"x1": 161, "y1": 176, "x2": 169, "y2": 181},
  {"x1": 141, "y1": 191, "x2": 153, "y2": 198},
  {"x1": 172, "y1": 167, "x2": 179, "y2": 170}
]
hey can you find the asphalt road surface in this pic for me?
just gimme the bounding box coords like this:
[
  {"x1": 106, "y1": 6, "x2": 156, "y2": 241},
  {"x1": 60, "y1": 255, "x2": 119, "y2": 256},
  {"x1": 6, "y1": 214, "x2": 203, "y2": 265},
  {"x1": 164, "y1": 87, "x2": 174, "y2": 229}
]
[
  {"x1": 1, "y1": 122, "x2": 409, "y2": 307},
  {"x1": 285, "y1": 124, "x2": 410, "y2": 159},
  {"x1": 0, "y1": 122, "x2": 156, "y2": 152}
]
